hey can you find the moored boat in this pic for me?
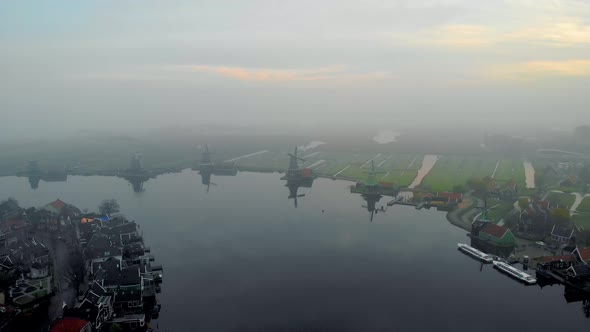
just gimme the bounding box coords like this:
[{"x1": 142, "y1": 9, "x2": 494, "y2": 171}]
[
  {"x1": 493, "y1": 261, "x2": 536, "y2": 284},
  {"x1": 457, "y1": 243, "x2": 494, "y2": 263}
]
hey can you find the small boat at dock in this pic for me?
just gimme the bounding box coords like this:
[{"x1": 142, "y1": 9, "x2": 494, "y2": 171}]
[
  {"x1": 493, "y1": 261, "x2": 536, "y2": 284},
  {"x1": 457, "y1": 243, "x2": 493, "y2": 263}
]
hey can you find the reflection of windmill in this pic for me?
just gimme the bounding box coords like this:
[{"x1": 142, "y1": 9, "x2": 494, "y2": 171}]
[
  {"x1": 282, "y1": 147, "x2": 316, "y2": 207},
  {"x1": 362, "y1": 194, "x2": 383, "y2": 222},
  {"x1": 198, "y1": 144, "x2": 236, "y2": 192},
  {"x1": 118, "y1": 153, "x2": 150, "y2": 193},
  {"x1": 26, "y1": 160, "x2": 42, "y2": 190},
  {"x1": 349, "y1": 160, "x2": 395, "y2": 220},
  {"x1": 287, "y1": 182, "x2": 306, "y2": 208},
  {"x1": 200, "y1": 171, "x2": 217, "y2": 193}
]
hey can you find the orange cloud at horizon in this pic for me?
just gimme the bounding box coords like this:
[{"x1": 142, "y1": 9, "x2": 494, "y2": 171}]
[
  {"x1": 484, "y1": 59, "x2": 590, "y2": 80},
  {"x1": 188, "y1": 65, "x2": 344, "y2": 82},
  {"x1": 421, "y1": 17, "x2": 590, "y2": 50},
  {"x1": 186, "y1": 65, "x2": 389, "y2": 83}
]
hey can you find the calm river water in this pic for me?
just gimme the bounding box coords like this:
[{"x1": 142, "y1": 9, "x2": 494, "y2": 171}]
[{"x1": 0, "y1": 170, "x2": 586, "y2": 332}]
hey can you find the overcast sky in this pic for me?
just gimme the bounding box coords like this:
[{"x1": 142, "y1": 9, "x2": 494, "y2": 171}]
[{"x1": 2, "y1": 0, "x2": 590, "y2": 138}]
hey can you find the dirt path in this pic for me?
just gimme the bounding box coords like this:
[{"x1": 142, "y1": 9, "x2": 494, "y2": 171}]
[{"x1": 408, "y1": 155, "x2": 437, "y2": 189}]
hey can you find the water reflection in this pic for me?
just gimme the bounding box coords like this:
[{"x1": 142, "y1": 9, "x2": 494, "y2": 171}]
[
  {"x1": 361, "y1": 194, "x2": 384, "y2": 221},
  {"x1": 564, "y1": 286, "x2": 590, "y2": 318},
  {"x1": 28, "y1": 176, "x2": 40, "y2": 189},
  {"x1": 121, "y1": 175, "x2": 150, "y2": 193},
  {"x1": 198, "y1": 145, "x2": 238, "y2": 192},
  {"x1": 281, "y1": 147, "x2": 316, "y2": 207},
  {"x1": 21, "y1": 160, "x2": 68, "y2": 190},
  {"x1": 118, "y1": 154, "x2": 151, "y2": 193},
  {"x1": 349, "y1": 161, "x2": 397, "y2": 221}
]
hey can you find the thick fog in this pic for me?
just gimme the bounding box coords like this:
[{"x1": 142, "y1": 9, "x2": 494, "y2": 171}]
[{"x1": 1, "y1": 0, "x2": 590, "y2": 139}]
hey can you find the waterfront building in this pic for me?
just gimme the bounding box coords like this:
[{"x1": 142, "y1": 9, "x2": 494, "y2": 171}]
[
  {"x1": 551, "y1": 225, "x2": 575, "y2": 245},
  {"x1": 64, "y1": 281, "x2": 114, "y2": 330},
  {"x1": 471, "y1": 221, "x2": 516, "y2": 257},
  {"x1": 566, "y1": 264, "x2": 590, "y2": 280},
  {"x1": 572, "y1": 246, "x2": 590, "y2": 265},
  {"x1": 536, "y1": 254, "x2": 577, "y2": 270}
]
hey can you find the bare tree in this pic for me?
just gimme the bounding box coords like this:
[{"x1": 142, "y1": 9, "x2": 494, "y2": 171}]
[
  {"x1": 98, "y1": 199, "x2": 120, "y2": 216},
  {"x1": 64, "y1": 249, "x2": 86, "y2": 295}
]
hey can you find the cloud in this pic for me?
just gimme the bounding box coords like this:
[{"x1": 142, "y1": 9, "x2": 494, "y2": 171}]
[
  {"x1": 421, "y1": 24, "x2": 498, "y2": 49},
  {"x1": 183, "y1": 65, "x2": 389, "y2": 83},
  {"x1": 507, "y1": 17, "x2": 590, "y2": 47},
  {"x1": 187, "y1": 65, "x2": 345, "y2": 82},
  {"x1": 484, "y1": 59, "x2": 590, "y2": 80},
  {"x1": 419, "y1": 17, "x2": 590, "y2": 50},
  {"x1": 74, "y1": 65, "x2": 391, "y2": 84}
]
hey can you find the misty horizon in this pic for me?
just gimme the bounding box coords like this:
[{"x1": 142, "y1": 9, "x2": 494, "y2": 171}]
[{"x1": 2, "y1": 0, "x2": 590, "y2": 140}]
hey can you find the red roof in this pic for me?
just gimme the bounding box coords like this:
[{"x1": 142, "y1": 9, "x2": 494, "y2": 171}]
[
  {"x1": 481, "y1": 223, "x2": 509, "y2": 239},
  {"x1": 541, "y1": 255, "x2": 576, "y2": 263},
  {"x1": 537, "y1": 200, "x2": 550, "y2": 210},
  {"x1": 50, "y1": 199, "x2": 66, "y2": 210},
  {"x1": 0, "y1": 219, "x2": 28, "y2": 233},
  {"x1": 436, "y1": 192, "x2": 463, "y2": 202},
  {"x1": 576, "y1": 246, "x2": 590, "y2": 262},
  {"x1": 50, "y1": 318, "x2": 90, "y2": 332}
]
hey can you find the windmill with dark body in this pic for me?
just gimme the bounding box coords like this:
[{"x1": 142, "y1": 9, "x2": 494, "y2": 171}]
[
  {"x1": 281, "y1": 147, "x2": 316, "y2": 208},
  {"x1": 118, "y1": 153, "x2": 151, "y2": 193},
  {"x1": 350, "y1": 160, "x2": 398, "y2": 221},
  {"x1": 198, "y1": 144, "x2": 237, "y2": 192}
]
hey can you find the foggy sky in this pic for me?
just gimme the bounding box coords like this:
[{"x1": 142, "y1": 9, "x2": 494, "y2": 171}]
[{"x1": 2, "y1": 0, "x2": 590, "y2": 139}]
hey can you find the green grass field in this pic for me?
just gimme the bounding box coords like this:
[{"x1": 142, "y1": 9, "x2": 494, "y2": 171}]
[
  {"x1": 487, "y1": 198, "x2": 515, "y2": 222},
  {"x1": 573, "y1": 214, "x2": 590, "y2": 230},
  {"x1": 576, "y1": 197, "x2": 590, "y2": 213},
  {"x1": 493, "y1": 159, "x2": 526, "y2": 183},
  {"x1": 420, "y1": 156, "x2": 501, "y2": 192},
  {"x1": 546, "y1": 192, "x2": 576, "y2": 209},
  {"x1": 312, "y1": 153, "x2": 422, "y2": 186}
]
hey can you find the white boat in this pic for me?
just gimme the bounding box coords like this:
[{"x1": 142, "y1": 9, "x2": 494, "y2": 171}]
[
  {"x1": 493, "y1": 261, "x2": 536, "y2": 284},
  {"x1": 457, "y1": 243, "x2": 494, "y2": 263}
]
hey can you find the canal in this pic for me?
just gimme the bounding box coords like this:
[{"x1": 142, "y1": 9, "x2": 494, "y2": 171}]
[{"x1": 0, "y1": 170, "x2": 587, "y2": 331}]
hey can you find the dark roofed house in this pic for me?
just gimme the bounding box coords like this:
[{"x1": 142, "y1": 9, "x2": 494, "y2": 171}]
[
  {"x1": 67, "y1": 281, "x2": 114, "y2": 330},
  {"x1": 566, "y1": 264, "x2": 590, "y2": 279},
  {"x1": 573, "y1": 246, "x2": 590, "y2": 265},
  {"x1": 0, "y1": 199, "x2": 20, "y2": 220},
  {"x1": 91, "y1": 256, "x2": 123, "y2": 276},
  {"x1": 519, "y1": 200, "x2": 551, "y2": 233},
  {"x1": 15, "y1": 240, "x2": 50, "y2": 265},
  {"x1": 536, "y1": 254, "x2": 577, "y2": 270},
  {"x1": 94, "y1": 261, "x2": 144, "y2": 313},
  {"x1": 551, "y1": 225, "x2": 575, "y2": 244},
  {"x1": 85, "y1": 234, "x2": 122, "y2": 262},
  {"x1": 104, "y1": 222, "x2": 140, "y2": 245}
]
